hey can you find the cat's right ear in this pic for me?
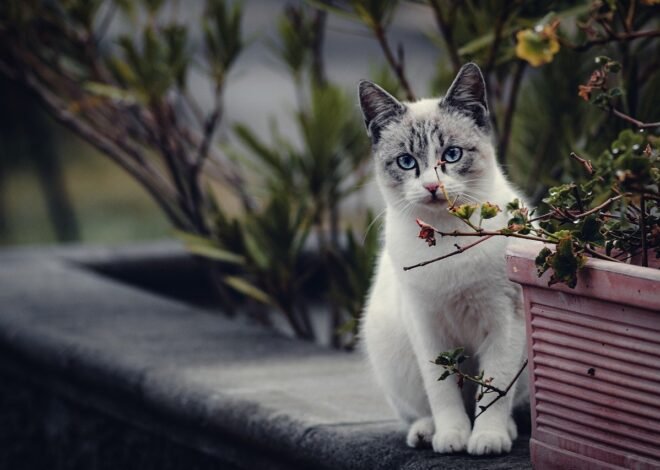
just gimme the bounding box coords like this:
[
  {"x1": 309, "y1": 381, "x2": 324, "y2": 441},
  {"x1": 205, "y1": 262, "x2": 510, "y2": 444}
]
[{"x1": 358, "y1": 80, "x2": 405, "y2": 144}]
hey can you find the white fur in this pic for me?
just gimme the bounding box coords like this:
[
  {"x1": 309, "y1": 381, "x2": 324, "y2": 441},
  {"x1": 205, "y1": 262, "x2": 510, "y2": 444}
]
[{"x1": 361, "y1": 93, "x2": 528, "y2": 456}]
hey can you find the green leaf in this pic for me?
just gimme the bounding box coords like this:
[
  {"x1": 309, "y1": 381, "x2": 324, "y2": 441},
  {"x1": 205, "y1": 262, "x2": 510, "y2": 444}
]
[
  {"x1": 174, "y1": 230, "x2": 245, "y2": 265},
  {"x1": 506, "y1": 199, "x2": 521, "y2": 213},
  {"x1": 449, "y1": 347, "x2": 465, "y2": 360},
  {"x1": 480, "y1": 202, "x2": 501, "y2": 220},
  {"x1": 438, "y1": 370, "x2": 452, "y2": 381},
  {"x1": 434, "y1": 352, "x2": 453, "y2": 367},
  {"x1": 84, "y1": 81, "x2": 140, "y2": 104},
  {"x1": 222, "y1": 275, "x2": 274, "y2": 305},
  {"x1": 575, "y1": 215, "x2": 604, "y2": 244},
  {"x1": 548, "y1": 236, "x2": 583, "y2": 288},
  {"x1": 452, "y1": 203, "x2": 478, "y2": 221},
  {"x1": 535, "y1": 247, "x2": 552, "y2": 276}
]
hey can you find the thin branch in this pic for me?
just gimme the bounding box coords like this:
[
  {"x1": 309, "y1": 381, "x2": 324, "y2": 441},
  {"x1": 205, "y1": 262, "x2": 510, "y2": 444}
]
[
  {"x1": 372, "y1": 22, "x2": 415, "y2": 100},
  {"x1": 573, "y1": 194, "x2": 624, "y2": 219},
  {"x1": 310, "y1": 9, "x2": 328, "y2": 87},
  {"x1": 11, "y1": 65, "x2": 190, "y2": 230},
  {"x1": 568, "y1": 28, "x2": 660, "y2": 52},
  {"x1": 640, "y1": 194, "x2": 648, "y2": 267},
  {"x1": 625, "y1": 0, "x2": 636, "y2": 33},
  {"x1": 404, "y1": 235, "x2": 494, "y2": 271},
  {"x1": 611, "y1": 108, "x2": 660, "y2": 129},
  {"x1": 474, "y1": 359, "x2": 528, "y2": 419},
  {"x1": 196, "y1": 85, "x2": 223, "y2": 169},
  {"x1": 484, "y1": 4, "x2": 510, "y2": 76},
  {"x1": 498, "y1": 60, "x2": 526, "y2": 164},
  {"x1": 428, "y1": 0, "x2": 460, "y2": 74},
  {"x1": 433, "y1": 229, "x2": 551, "y2": 243},
  {"x1": 584, "y1": 246, "x2": 623, "y2": 263},
  {"x1": 569, "y1": 152, "x2": 594, "y2": 175}
]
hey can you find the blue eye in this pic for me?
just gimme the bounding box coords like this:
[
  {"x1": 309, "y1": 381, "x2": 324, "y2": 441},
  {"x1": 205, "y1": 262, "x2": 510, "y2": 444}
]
[
  {"x1": 396, "y1": 154, "x2": 417, "y2": 170},
  {"x1": 443, "y1": 146, "x2": 463, "y2": 163}
]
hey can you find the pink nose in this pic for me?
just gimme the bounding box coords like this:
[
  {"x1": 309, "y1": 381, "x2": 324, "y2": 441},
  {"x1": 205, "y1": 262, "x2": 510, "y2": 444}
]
[{"x1": 424, "y1": 183, "x2": 439, "y2": 194}]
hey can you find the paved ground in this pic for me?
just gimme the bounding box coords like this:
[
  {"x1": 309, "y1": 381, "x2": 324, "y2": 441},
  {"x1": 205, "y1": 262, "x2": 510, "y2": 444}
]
[{"x1": 0, "y1": 243, "x2": 531, "y2": 469}]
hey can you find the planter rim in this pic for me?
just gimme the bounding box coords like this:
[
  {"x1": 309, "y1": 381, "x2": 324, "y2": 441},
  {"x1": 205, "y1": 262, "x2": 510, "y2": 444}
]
[{"x1": 506, "y1": 240, "x2": 660, "y2": 311}]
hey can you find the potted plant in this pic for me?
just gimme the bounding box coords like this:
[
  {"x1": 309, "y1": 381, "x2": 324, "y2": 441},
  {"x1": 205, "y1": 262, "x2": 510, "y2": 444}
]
[
  {"x1": 410, "y1": 54, "x2": 659, "y2": 468},
  {"x1": 507, "y1": 59, "x2": 660, "y2": 469}
]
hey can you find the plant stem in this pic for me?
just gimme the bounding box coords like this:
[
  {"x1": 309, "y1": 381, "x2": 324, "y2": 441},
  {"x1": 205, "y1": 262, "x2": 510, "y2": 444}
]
[
  {"x1": 428, "y1": 0, "x2": 460, "y2": 73},
  {"x1": 640, "y1": 194, "x2": 648, "y2": 267},
  {"x1": 498, "y1": 60, "x2": 526, "y2": 165},
  {"x1": 569, "y1": 28, "x2": 660, "y2": 52},
  {"x1": 474, "y1": 359, "x2": 528, "y2": 419},
  {"x1": 310, "y1": 9, "x2": 328, "y2": 87},
  {"x1": 611, "y1": 108, "x2": 660, "y2": 129},
  {"x1": 435, "y1": 229, "x2": 551, "y2": 243},
  {"x1": 404, "y1": 235, "x2": 494, "y2": 271},
  {"x1": 372, "y1": 23, "x2": 415, "y2": 100},
  {"x1": 584, "y1": 246, "x2": 623, "y2": 263},
  {"x1": 569, "y1": 152, "x2": 594, "y2": 175}
]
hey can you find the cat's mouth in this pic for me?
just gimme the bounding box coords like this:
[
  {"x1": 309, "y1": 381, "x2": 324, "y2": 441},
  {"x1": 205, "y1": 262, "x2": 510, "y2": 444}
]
[{"x1": 423, "y1": 194, "x2": 446, "y2": 205}]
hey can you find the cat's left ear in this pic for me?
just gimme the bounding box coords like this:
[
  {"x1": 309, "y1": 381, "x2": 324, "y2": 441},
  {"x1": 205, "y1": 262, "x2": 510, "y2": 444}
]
[{"x1": 442, "y1": 63, "x2": 490, "y2": 130}]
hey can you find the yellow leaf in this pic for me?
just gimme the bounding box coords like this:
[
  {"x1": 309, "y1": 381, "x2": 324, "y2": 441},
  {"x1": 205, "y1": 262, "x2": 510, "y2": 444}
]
[{"x1": 515, "y1": 23, "x2": 560, "y2": 67}]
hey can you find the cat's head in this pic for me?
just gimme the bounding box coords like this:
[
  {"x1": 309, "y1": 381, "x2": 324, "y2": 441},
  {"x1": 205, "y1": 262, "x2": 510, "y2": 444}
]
[{"x1": 358, "y1": 63, "x2": 497, "y2": 214}]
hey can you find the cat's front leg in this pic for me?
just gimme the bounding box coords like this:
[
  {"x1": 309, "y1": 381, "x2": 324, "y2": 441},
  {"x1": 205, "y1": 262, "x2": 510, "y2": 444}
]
[
  {"x1": 468, "y1": 299, "x2": 526, "y2": 455},
  {"x1": 402, "y1": 294, "x2": 471, "y2": 454}
]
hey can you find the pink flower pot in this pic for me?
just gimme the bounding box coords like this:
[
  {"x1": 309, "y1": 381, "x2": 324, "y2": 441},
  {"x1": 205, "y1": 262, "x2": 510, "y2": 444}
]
[{"x1": 506, "y1": 242, "x2": 660, "y2": 470}]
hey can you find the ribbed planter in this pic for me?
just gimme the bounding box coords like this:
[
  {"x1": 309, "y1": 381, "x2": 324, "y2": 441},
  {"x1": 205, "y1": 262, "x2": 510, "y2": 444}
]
[{"x1": 506, "y1": 242, "x2": 660, "y2": 470}]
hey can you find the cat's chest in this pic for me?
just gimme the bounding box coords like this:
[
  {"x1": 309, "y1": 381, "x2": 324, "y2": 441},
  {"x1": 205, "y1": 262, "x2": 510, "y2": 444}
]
[{"x1": 384, "y1": 214, "x2": 508, "y2": 298}]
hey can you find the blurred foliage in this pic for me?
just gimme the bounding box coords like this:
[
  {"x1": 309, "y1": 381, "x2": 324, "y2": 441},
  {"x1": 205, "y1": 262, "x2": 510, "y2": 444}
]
[
  {"x1": 2, "y1": 0, "x2": 658, "y2": 346},
  {"x1": 314, "y1": 0, "x2": 659, "y2": 204},
  {"x1": 181, "y1": 3, "x2": 378, "y2": 347}
]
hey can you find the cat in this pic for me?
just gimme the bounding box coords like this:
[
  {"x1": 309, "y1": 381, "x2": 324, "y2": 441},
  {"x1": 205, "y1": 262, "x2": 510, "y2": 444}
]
[{"x1": 358, "y1": 63, "x2": 528, "y2": 456}]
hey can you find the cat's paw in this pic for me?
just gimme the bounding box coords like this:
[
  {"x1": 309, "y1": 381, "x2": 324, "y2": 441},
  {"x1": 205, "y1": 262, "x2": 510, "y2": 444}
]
[
  {"x1": 431, "y1": 427, "x2": 470, "y2": 453},
  {"x1": 406, "y1": 416, "x2": 435, "y2": 448},
  {"x1": 467, "y1": 429, "x2": 512, "y2": 455}
]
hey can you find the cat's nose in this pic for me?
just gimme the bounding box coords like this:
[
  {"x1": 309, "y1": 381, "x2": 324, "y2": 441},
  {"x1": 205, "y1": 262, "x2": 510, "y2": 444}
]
[{"x1": 423, "y1": 182, "x2": 439, "y2": 194}]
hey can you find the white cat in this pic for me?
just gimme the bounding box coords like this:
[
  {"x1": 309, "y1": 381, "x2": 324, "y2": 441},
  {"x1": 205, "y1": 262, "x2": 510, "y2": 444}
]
[{"x1": 359, "y1": 63, "x2": 528, "y2": 456}]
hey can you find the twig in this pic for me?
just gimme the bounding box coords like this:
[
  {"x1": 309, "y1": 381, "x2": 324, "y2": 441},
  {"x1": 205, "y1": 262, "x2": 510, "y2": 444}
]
[
  {"x1": 484, "y1": 4, "x2": 510, "y2": 76},
  {"x1": 372, "y1": 22, "x2": 415, "y2": 100},
  {"x1": 498, "y1": 61, "x2": 526, "y2": 164},
  {"x1": 474, "y1": 359, "x2": 529, "y2": 419},
  {"x1": 403, "y1": 235, "x2": 494, "y2": 271},
  {"x1": 572, "y1": 185, "x2": 585, "y2": 213},
  {"x1": 570, "y1": 152, "x2": 594, "y2": 175},
  {"x1": 14, "y1": 66, "x2": 190, "y2": 230},
  {"x1": 611, "y1": 108, "x2": 660, "y2": 129},
  {"x1": 568, "y1": 28, "x2": 660, "y2": 52},
  {"x1": 196, "y1": 84, "x2": 223, "y2": 169},
  {"x1": 572, "y1": 194, "x2": 624, "y2": 219},
  {"x1": 625, "y1": 0, "x2": 636, "y2": 33},
  {"x1": 640, "y1": 194, "x2": 648, "y2": 267},
  {"x1": 428, "y1": 0, "x2": 460, "y2": 73},
  {"x1": 310, "y1": 9, "x2": 328, "y2": 87},
  {"x1": 584, "y1": 246, "x2": 623, "y2": 263},
  {"x1": 433, "y1": 229, "x2": 551, "y2": 243}
]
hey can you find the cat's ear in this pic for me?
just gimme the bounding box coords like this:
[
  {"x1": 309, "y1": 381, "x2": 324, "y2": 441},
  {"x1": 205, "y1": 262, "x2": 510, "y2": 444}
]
[
  {"x1": 358, "y1": 80, "x2": 405, "y2": 143},
  {"x1": 442, "y1": 63, "x2": 490, "y2": 130}
]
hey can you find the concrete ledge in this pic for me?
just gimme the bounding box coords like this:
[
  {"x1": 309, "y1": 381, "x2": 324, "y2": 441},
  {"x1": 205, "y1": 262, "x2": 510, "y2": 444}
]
[{"x1": 0, "y1": 242, "x2": 531, "y2": 469}]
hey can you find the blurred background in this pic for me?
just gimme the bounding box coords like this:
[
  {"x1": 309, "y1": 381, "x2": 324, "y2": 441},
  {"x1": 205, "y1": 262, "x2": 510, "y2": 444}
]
[
  {"x1": 2, "y1": 1, "x2": 657, "y2": 248},
  {"x1": 0, "y1": 0, "x2": 442, "y2": 246},
  {"x1": 1, "y1": 0, "x2": 658, "y2": 346}
]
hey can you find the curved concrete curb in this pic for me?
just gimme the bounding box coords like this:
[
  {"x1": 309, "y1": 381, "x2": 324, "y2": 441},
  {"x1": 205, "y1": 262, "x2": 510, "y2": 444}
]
[{"x1": 0, "y1": 242, "x2": 531, "y2": 469}]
